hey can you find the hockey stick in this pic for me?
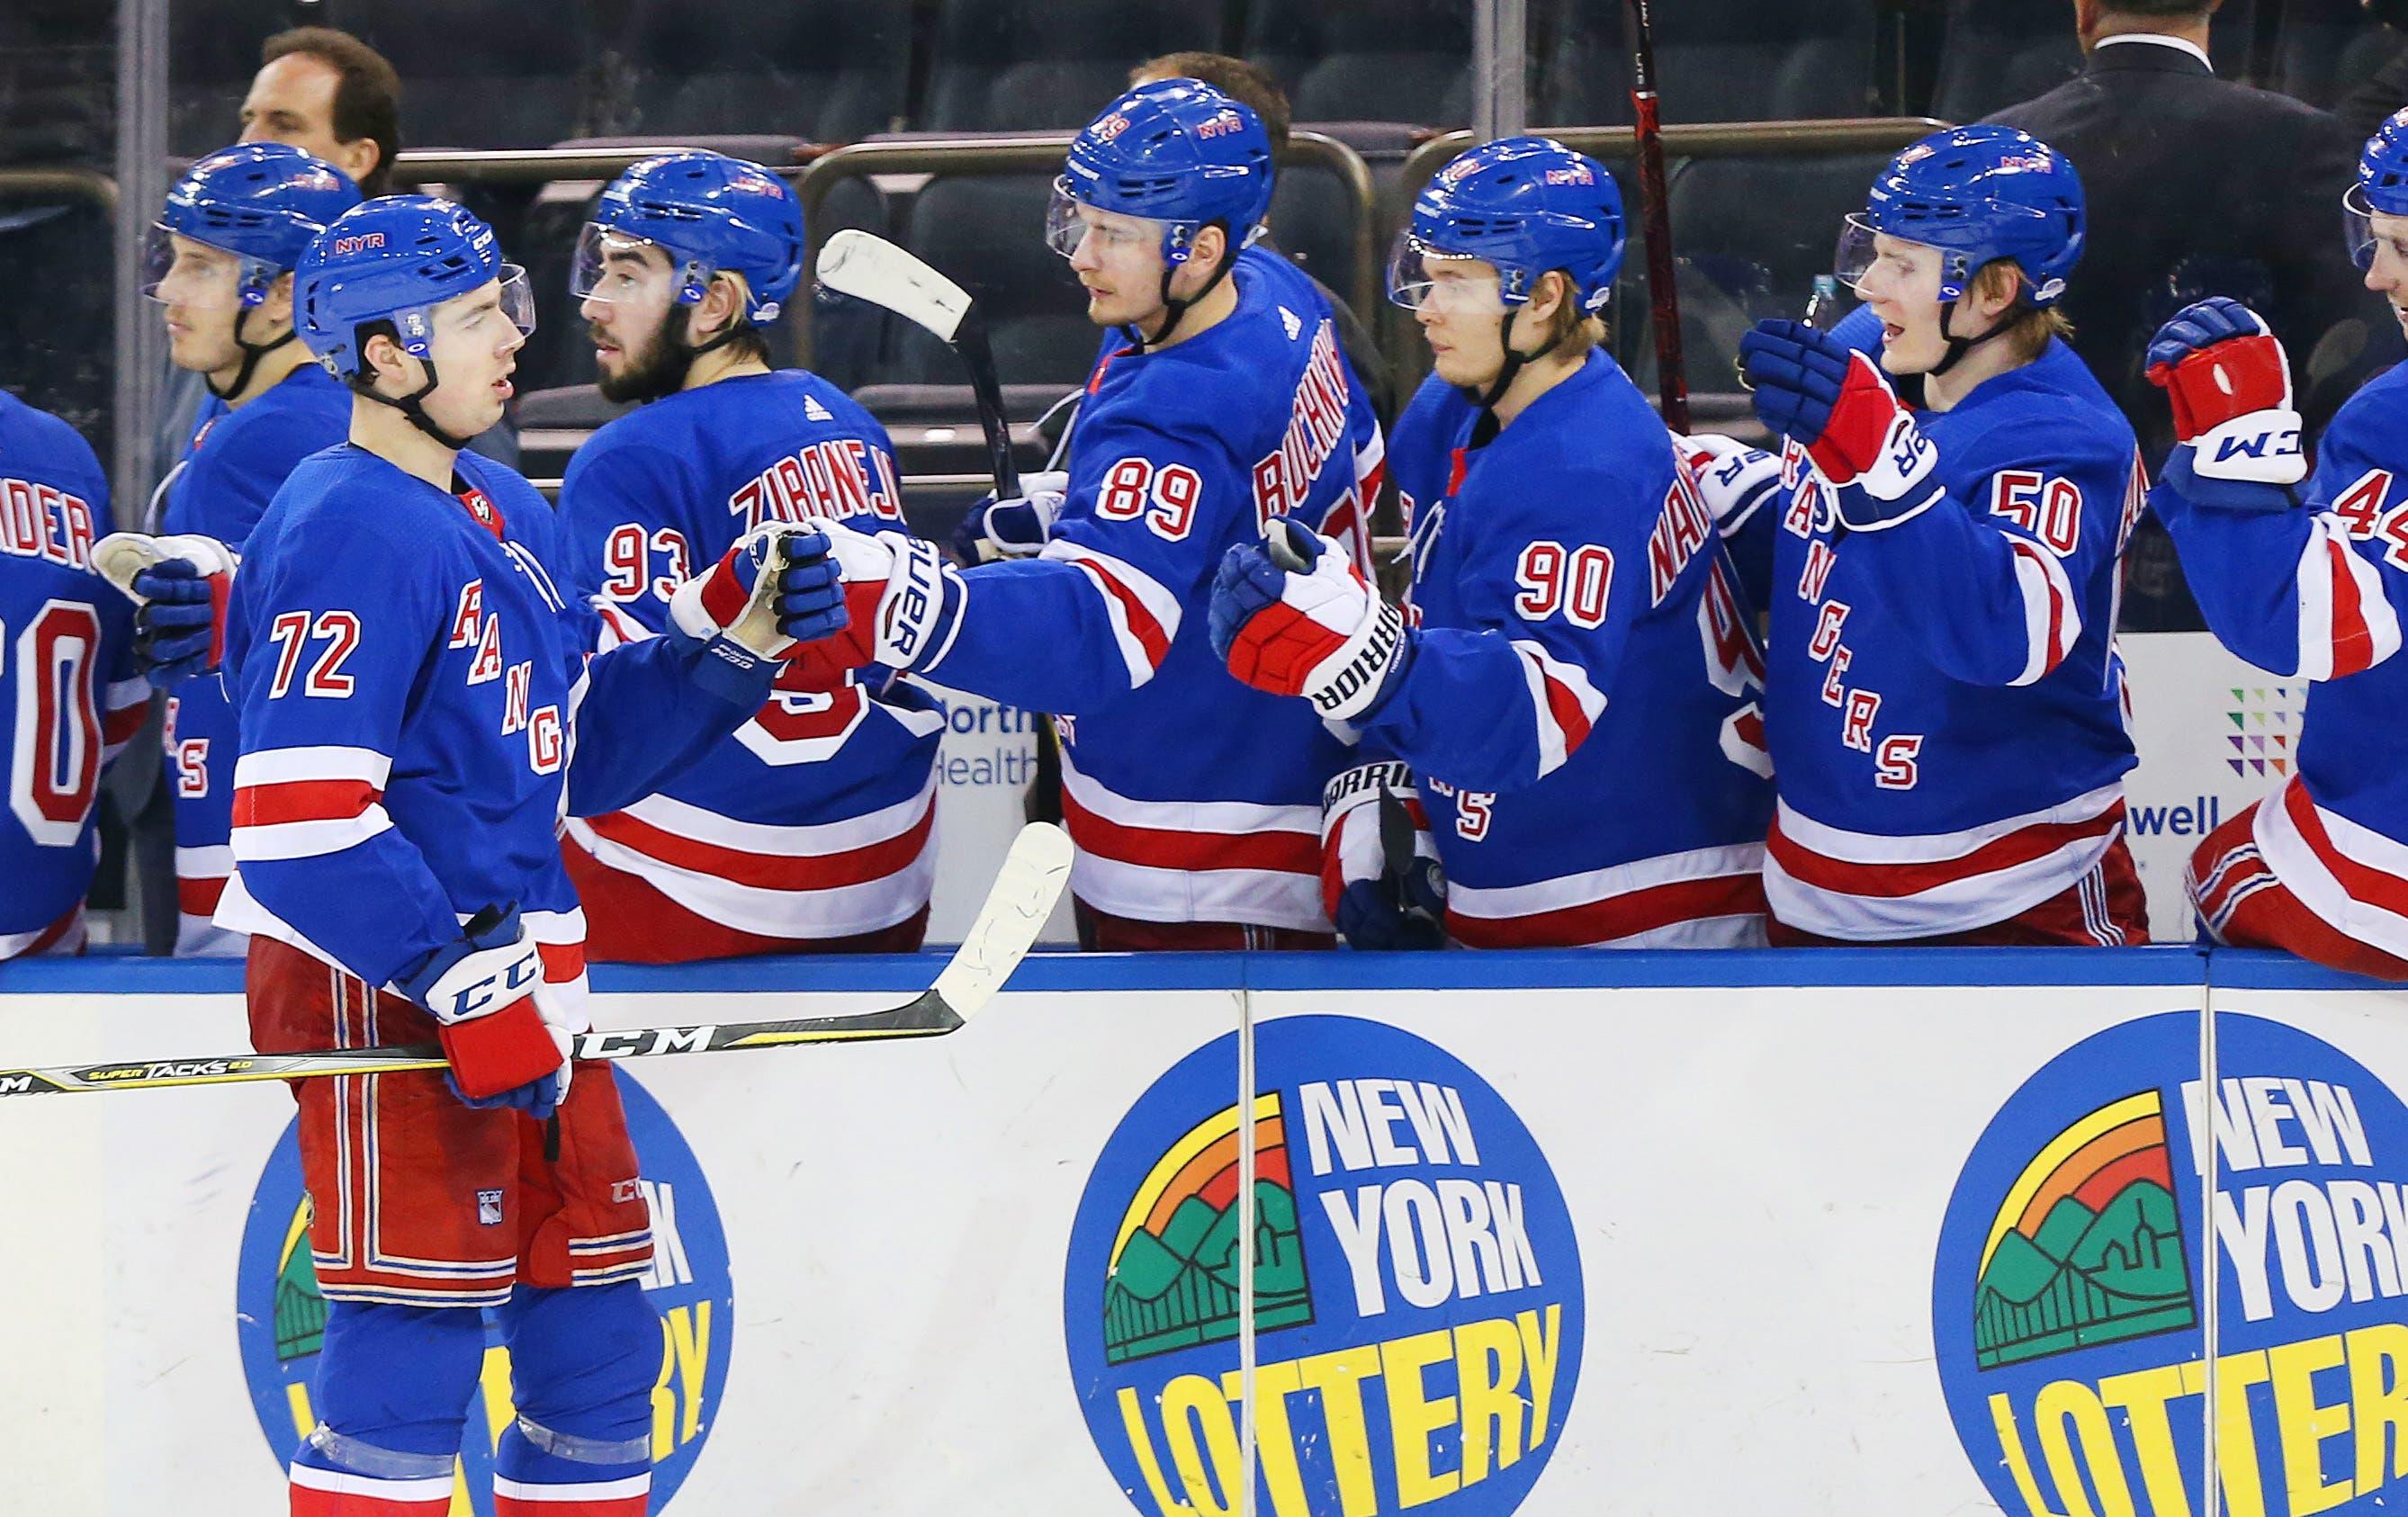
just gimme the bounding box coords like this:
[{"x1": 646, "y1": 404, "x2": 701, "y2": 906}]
[
  {"x1": 0, "y1": 822, "x2": 1074, "y2": 1098},
  {"x1": 1624, "y1": 0, "x2": 1690, "y2": 434},
  {"x1": 815, "y1": 228, "x2": 1020, "y2": 499}
]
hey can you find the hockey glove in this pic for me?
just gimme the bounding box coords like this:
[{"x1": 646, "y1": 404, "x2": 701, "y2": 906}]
[
  {"x1": 92, "y1": 532, "x2": 237, "y2": 686},
  {"x1": 950, "y1": 471, "x2": 1067, "y2": 564},
  {"x1": 1738, "y1": 319, "x2": 1940, "y2": 531},
  {"x1": 668, "y1": 523, "x2": 847, "y2": 701},
  {"x1": 1211, "y1": 518, "x2": 1414, "y2": 723},
  {"x1": 2145, "y1": 297, "x2": 2305, "y2": 513},
  {"x1": 783, "y1": 518, "x2": 966, "y2": 683},
  {"x1": 395, "y1": 905, "x2": 572, "y2": 1118},
  {"x1": 1322, "y1": 760, "x2": 1445, "y2": 951},
  {"x1": 1671, "y1": 429, "x2": 1784, "y2": 538}
]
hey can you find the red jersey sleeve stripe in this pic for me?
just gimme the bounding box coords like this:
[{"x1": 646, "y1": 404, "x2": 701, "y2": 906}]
[{"x1": 232, "y1": 777, "x2": 382, "y2": 828}]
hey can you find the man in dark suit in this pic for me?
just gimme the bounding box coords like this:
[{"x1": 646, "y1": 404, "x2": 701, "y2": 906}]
[{"x1": 1984, "y1": 0, "x2": 2394, "y2": 626}]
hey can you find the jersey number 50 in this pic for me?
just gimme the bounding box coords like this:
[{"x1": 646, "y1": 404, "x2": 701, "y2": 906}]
[{"x1": 8, "y1": 602, "x2": 104, "y2": 848}]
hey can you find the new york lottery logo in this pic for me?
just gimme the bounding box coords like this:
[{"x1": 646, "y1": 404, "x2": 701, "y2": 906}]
[{"x1": 1065, "y1": 1016, "x2": 1584, "y2": 1516}]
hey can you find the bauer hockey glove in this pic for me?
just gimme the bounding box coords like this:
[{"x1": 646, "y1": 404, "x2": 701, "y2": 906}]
[
  {"x1": 782, "y1": 518, "x2": 966, "y2": 685},
  {"x1": 950, "y1": 470, "x2": 1068, "y2": 564},
  {"x1": 668, "y1": 523, "x2": 847, "y2": 701},
  {"x1": 92, "y1": 532, "x2": 237, "y2": 686},
  {"x1": 1739, "y1": 319, "x2": 1941, "y2": 531},
  {"x1": 1211, "y1": 518, "x2": 1414, "y2": 723},
  {"x1": 1322, "y1": 760, "x2": 1445, "y2": 951},
  {"x1": 396, "y1": 905, "x2": 572, "y2": 1118},
  {"x1": 2146, "y1": 297, "x2": 2305, "y2": 513}
]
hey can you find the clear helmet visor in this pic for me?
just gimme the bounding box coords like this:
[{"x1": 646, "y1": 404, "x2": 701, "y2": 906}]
[
  {"x1": 495, "y1": 263, "x2": 537, "y2": 339},
  {"x1": 571, "y1": 222, "x2": 695, "y2": 306},
  {"x1": 143, "y1": 224, "x2": 274, "y2": 309},
  {"x1": 1044, "y1": 181, "x2": 1172, "y2": 264},
  {"x1": 1385, "y1": 233, "x2": 1506, "y2": 315},
  {"x1": 2344, "y1": 182, "x2": 2398, "y2": 274},
  {"x1": 1835, "y1": 212, "x2": 1964, "y2": 302}
]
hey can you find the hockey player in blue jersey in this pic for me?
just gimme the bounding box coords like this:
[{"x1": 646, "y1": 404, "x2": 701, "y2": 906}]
[
  {"x1": 1208, "y1": 137, "x2": 1775, "y2": 948},
  {"x1": 132, "y1": 141, "x2": 360, "y2": 952},
  {"x1": 796, "y1": 81, "x2": 1370, "y2": 949},
  {"x1": 0, "y1": 392, "x2": 146, "y2": 959},
  {"x1": 185, "y1": 195, "x2": 845, "y2": 1517},
  {"x1": 557, "y1": 150, "x2": 945, "y2": 961},
  {"x1": 2151, "y1": 111, "x2": 2408, "y2": 979},
  {"x1": 1734, "y1": 124, "x2": 2150, "y2": 946}
]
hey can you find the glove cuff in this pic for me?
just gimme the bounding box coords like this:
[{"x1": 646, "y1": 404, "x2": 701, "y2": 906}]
[
  {"x1": 1321, "y1": 759, "x2": 1418, "y2": 833},
  {"x1": 1310, "y1": 600, "x2": 1412, "y2": 722},
  {"x1": 2163, "y1": 444, "x2": 2299, "y2": 515},
  {"x1": 876, "y1": 539, "x2": 967, "y2": 671},
  {"x1": 2191, "y1": 408, "x2": 2306, "y2": 486},
  {"x1": 436, "y1": 999, "x2": 566, "y2": 1100}
]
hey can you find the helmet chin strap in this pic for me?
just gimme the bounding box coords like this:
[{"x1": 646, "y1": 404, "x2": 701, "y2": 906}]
[
  {"x1": 348, "y1": 359, "x2": 478, "y2": 451},
  {"x1": 1122, "y1": 222, "x2": 1236, "y2": 352},
  {"x1": 1927, "y1": 292, "x2": 2020, "y2": 378},
  {"x1": 208, "y1": 305, "x2": 298, "y2": 402},
  {"x1": 1460, "y1": 309, "x2": 1564, "y2": 446}
]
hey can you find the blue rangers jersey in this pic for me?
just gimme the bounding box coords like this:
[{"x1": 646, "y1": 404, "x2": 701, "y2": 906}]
[
  {"x1": 915, "y1": 256, "x2": 1379, "y2": 929},
  {"x1": 0, "y1": 392, "x2": 144, "y2": 957},
  {"x1": 158, "y1": 363, "x2": 352, "y2": 952},
  {"x1": 215, "y1": 444, "x2": 770, "y2": 1013},
  {"x1": 2153, "y1": 364, "x2": 2408, "y2": 956},
  {"x1": 1740, "y1": 337, "x2": 2147, "y2": 938},
  {"x1": 556, "y1": 370, "x2": 944, "y2": 947},
  {"x1": 1369, "y1": 355, "x2": 1773, "y2": 947}
]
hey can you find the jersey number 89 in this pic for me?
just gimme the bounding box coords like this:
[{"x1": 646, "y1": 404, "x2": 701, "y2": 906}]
[{"x1": 1095, "y1": 458, "x2": 1204, "y2": 542}]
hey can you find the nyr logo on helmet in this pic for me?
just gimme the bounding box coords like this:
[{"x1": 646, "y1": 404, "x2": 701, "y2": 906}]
[
  {"x1": 1993, "y1": 149, "x2": 2057, "y2": 175},
  {"x1": 234, "y1": 1075, "x2": 734, "y2": 1513},
  {"x1": 330, "y1": 232, "x2": 385, "y2": 256},
  {"x1": 1934, "y1": 1011, "x2": 2408, "y2": 1517},
  {"x1": 1065, "y1": 1016, "x2": 1585, "y2": 1515},
  {"x1": 1541, "y1": 165, "x2": 1595, "y2": 186},
  {"x1": 1195, "y1": 109, "x2": 1246, "y2": 140}
]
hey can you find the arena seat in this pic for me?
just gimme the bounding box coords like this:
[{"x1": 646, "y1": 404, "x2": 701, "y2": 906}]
[
  {"x1": 923, "y1": 0, "x2": 1217, "y2": 132},
  {"x1": 1540, "y1": 0, "x2": 1873, "y2": 127},
  {"x1": 886, "y1": 170, "x2": 1094, "y2": 388},
  {"x1": 623, "y1": 0, "x2": 912, "y2": 142},
  {"x1": 1246, "y1": 0, "x2": 1475, "y2": 128}
]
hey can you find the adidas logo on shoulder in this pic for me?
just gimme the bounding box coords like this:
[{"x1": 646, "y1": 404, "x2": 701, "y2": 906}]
[
  {"x1": 1279, "y1": 305, "x2": 1302, "y2": 341},
  {"x1": 804, "y1": 396, "x2": 834, "y2": 423}
]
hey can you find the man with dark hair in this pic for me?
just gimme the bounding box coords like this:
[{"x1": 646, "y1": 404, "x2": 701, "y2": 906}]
[
  {"x1": 1984, "y1": 0, "x2": 2392, "y2": 626},
  {"x1": 240, "y1": 26, "x2": 402, "y2": 197},
  {"x1": 1130, "y1": 50, "x2": 1393, "y2": 422}
]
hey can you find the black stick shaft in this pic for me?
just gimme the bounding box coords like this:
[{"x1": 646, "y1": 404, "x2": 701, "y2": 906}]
[{"x1": 1625, "y1": 0, "x2": 1690, "y2": 434}]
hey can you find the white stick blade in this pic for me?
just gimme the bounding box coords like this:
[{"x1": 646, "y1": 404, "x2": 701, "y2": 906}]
[
  {"x1": 929, "y1": 822, "x2": 1073, "y2": 1021},
  {"x1": 816, "y1": 229, "x2": 974, "y2": 344}
]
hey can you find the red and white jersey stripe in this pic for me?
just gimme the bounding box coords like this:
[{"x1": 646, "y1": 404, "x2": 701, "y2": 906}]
[
  {"x1": 228, "y1": 744, "x2": 395, "y2": 861},
  {"x1": 1445, "y1": 840, "x2": 1768, "y2": 948},
  {"x1": 562, "y1": 772, "x2": 939, "y2": 942},
  {"x1": 493, "y1": 1471, "x2": 651, "y2": 1514},
  {"x1": 1059, "y1": 750, "x2": 1326, "y2": 931},
  {"x1": 1508, "y1": 638, "x2": 1605, "y2": 780},
  {"x1": 1040, "y1": 538, "x2": 1182, "y2": 687},
  {"x1": 2253, "y1": 775, "x2": 2408, "y2": 959},
  {"x1": 1765, "y1": 779, "x2": 2129, "y2": 939},
  {"x1": 100, "y1": 675, "x2": 147, "y2": 758},
  {"x1": 0, "y1": 901, "x2": 85, "y2": 961},
  {"x1": 2004, "y1": 538, "x2": 2081, "y2": 687},
  {"x1": 2294, "y1": 511, "x2": 2404, "y2": 680},
  {"x1": 174, "y1": 841, "x2": 244, "y2": 955},
  {"x1": 289, "y1": 1461, "x2": 453, "y2": 1515}
]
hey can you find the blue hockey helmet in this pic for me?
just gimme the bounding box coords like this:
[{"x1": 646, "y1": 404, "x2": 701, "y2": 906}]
[
  {"x1": 1046, "y1": 78, "x2": 1274, "y2": 268},
  {"x1": 2346, "y1": 108, "x2": 2408, "y2": 270},
  {"x1": 575, "y1": 150, "x2": 804, "y2": 321},
  {"x1": 1837, "y1": 124, "x2": 2086, "y2": 306},
  {"x1": 295, "y1": 195, "x2": 533, "y2": 381},
  {"x1": 145, "y1": 142, "x2": 361, "y2": 309},
  {"x1": 1388, "y1": 136, "x2": 1626, "y2": 316}
]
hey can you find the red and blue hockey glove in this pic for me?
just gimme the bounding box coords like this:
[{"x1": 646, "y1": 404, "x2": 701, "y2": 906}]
[
  {"x1": 396, "y1": 905, "x2": 571, "y2": 1118},
  {"x1": 1211, "y1": 518, "x2": 1414, "y2": 722},
  {"x1": 669, "y1": 523, "x2": 847, "y2": 700},
  {"x1": 2146, "y1": 297, "x2": 2305, "y2": 513},
  {"x1": 92, "y1": 532, "x2": 237, "y2": 687},
  {"x1": 950, "y1": 470, "x2": 1067, "y2": 564},
  {"x1": 781, "y1": 518, "x2": 966, "y2": 684},
  {"x1": 1738, "y1": 319, "x2": 1940, "y2": 530},
  {"x1": 1322, "y1": 760, "x2": 1445, "y2": 950}
]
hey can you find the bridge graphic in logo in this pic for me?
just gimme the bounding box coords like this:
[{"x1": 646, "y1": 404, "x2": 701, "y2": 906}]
[
  {"x1": 1971, "y1": 1089, "x2": 2196, "y2": 1369},
  {"x1": 1101, "y1": 1092, "x2": 1313, "y2": 1366}
]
